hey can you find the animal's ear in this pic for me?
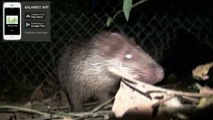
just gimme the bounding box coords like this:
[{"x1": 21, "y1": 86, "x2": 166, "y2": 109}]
[
  {"x1": 111, "y1": 32, "x2": 137, "y2": 45},
  {"x1": 110, "y1": 32, "x2": 123, "y2": 39}
]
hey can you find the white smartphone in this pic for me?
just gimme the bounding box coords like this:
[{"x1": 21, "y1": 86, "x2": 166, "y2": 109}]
[{"x1": 3, "y1": 2, "x2": 21, "y2": 40}]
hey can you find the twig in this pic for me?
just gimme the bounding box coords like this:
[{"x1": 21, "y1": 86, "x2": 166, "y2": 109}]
[
  {"x1": 0, "y1": 105, "x2": 49, "y2": 117},
  {"x1": 182, "y1": 96, "x2": 199, "y2": 103},
  {"x1": 0, "y1": 104, "x2": 113, "y2": 120},
  {"x1": 0, "y1": 105, "x2": 76, "y2": 119}
]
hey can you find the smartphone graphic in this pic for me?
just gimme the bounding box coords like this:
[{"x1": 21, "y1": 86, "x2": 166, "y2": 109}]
[{"x1": 3, "y1": 2, "x2": 21, "y2": 40}]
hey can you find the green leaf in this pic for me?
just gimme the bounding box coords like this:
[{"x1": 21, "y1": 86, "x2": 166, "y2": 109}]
[
  {"x1": 123, "y1": 0, "x2": 132, "y2": 21},
  {"x1": 106, "y1": 17, "x2": 113, "y2": 27}
]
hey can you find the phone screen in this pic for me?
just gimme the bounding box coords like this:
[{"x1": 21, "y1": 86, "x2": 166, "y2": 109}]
[{"x1": 4, "y1": 8, "x2": 20, "y2": 35}]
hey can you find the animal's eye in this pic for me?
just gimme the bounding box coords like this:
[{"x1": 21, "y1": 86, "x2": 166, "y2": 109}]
[{"x1": 124, "y1": 53, "x2": 133, "y2": 60}]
